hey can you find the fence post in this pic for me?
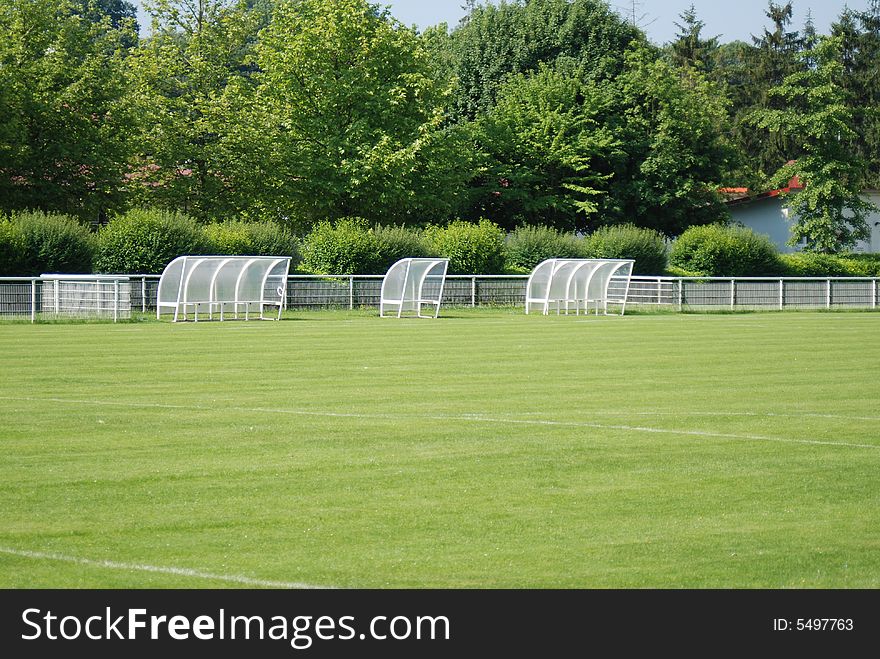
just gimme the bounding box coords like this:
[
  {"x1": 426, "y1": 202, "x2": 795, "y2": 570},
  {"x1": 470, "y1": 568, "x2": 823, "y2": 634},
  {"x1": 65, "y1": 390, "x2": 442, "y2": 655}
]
[
  {"x1": 349, "y1": 275, "x2": 354, "y2": 310},
  {"x1": 677, "y1": 279, "x2": 683, "y2": 312},
  {"x1": 113, "y1": 279, "x2": 119, "y2": 323},
  {"x1": 730, "y1": 279, "x2": 736, "y2": 310},
  {"x1": 779, "y1": 279, "x2": 784, "y2": 311},
  {"x1": 141, "y1": 276, "x2": 147, "y2": 313},
  {"x1": 471, "y1": 277, "x2": 477, "y2": 308},
  {"x1": 656, "y1": 278, "x2": 662, "y2": 304},
  {"x1": 31, "y1": 279, "x2": 37, "y2": 323},
  {"x1": 873, "y1": 279, "x2": 877, "y2": 310},
  {"x1": 826, "y1": 279, "x2": 831, "y2": 309}
]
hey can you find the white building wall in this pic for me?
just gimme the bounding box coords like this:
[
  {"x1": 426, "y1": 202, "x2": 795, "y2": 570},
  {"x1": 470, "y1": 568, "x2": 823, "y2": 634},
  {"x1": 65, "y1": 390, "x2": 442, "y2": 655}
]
[{"x1": 729, "y1": 190, "x2": 880, "y2": 253}]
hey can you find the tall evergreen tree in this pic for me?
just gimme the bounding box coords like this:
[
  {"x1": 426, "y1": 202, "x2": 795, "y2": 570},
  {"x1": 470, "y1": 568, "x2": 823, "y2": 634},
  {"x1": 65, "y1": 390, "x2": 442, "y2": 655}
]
[
  {"x1": 833, "y1": 1, "x2": 880, "y2": 186},
  {"x1": 667, "y1": 4, "x2": 718, "y2": 74},
  {"x1": 723, "y1": 2, "x2": 805, "y2": 182}
]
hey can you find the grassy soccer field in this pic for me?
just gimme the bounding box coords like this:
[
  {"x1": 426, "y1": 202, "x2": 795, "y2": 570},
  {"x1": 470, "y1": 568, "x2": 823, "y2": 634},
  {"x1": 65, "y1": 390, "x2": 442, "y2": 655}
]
[{"x1": 0, "y1": 309, "x2": 878, "y2": 588}]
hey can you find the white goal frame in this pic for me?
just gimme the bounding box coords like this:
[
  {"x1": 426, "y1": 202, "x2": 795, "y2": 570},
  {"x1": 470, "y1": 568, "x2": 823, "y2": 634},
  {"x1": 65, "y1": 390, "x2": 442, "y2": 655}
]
[
  {"x1": 379, "y1": 258, "x2": 449, "y2": 318},
  {"x1": 156, "y1": 255, "x2": 292, "y2": 322},
  {"x1": 524, "y1": 258, "x2": 634, "y2": 316}
]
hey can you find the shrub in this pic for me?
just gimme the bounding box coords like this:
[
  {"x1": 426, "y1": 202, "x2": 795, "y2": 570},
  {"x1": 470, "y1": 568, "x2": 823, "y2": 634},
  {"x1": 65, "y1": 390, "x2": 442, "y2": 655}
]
[
  {"x1": 668, "y1": 224, "x2": 783, "y2": 277},
  {"x1": 4, "y1": 211, "x2": 95, "y2": 275},
  {"x1": 205, "y1": 220, "x2": 301, "y2": 265},
  {"x1": 779, "y1": 252, "x2": 880, "y2": 277},
  {"x1": 779, "y1": 252, "x2": 853, "y2": 277},
  {"x1": 423, "y1": 219, "x2": 506, "y2": 274},
  {"x1": 582, "y1": 224, "x2": 668, "y2": 275},
  {"x1": 0, "y1": 219, "x2": 25, "y2": 276},
  {"x1": 374, "y1": 224, "x2": 430, "y2": 272},
  {"x1": 504, "y1": 225, "x2": 583, "y2": 271},
  {"x1": 841, "y1": 254, "x2": 880, "y2": 276},
  {"x1": 94, "y1": 209, "x2": 211, "y2": 274},
  {"x1": 300, "y1": 218, "x2": 382, "y2": 274},
  {"x1": 664, "y1": 264, "x2": 703, "y2": 277}
]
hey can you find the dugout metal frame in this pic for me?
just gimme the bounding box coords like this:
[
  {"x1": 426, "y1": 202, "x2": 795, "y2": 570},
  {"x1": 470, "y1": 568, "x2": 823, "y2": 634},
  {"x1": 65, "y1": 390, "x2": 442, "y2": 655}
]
[
  {"x1": 156, "y1": 256, "x2": 291, "y2": 322},
  {"x1": 379, "y1": 258, "x2": 449, "y2": 318},
  {"x1": 525, "y1": 258, "x2": 634, "y2": 316}
]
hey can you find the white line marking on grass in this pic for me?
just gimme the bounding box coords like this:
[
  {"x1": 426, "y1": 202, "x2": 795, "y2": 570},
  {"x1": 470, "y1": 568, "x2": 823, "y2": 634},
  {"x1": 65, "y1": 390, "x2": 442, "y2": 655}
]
[
  {"x1": 448, "y1": 415, "x2": 880, "y2": 450},
  {"x1": 0, "y1": 547, "x2": 332, "y2": 589},
  {"x1": 590, "y1": 410, "x2": 880, "y2": 422},
  {"x1": 2, "y1": 395, "x2": 878, "y2": 450}
]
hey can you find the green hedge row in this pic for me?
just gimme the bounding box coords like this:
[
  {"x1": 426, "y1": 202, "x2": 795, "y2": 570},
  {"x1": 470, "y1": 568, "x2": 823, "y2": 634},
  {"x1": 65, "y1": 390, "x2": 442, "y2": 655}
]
[
  {"x1": 668, "y1": 224, "x2": 880, "y2": 277},
  {"x1": 2, "y1": 210, "x2": 879, "y2": 277},
  {"x1": 504, "y1": 224, "x2": 668, "y2": 275},
  {"x1": 0, "y1": 209, "x2": 300, "y2": 275},
  {"x1": 0, "y1": 211, "x2": 95, "y2": 276}
]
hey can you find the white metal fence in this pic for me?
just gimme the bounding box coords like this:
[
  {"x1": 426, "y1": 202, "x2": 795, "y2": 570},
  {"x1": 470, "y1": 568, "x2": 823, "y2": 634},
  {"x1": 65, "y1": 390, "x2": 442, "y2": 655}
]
[
  {"x1": 1, "y1": 274, "x2": 878, "y2": 321},
  {"x1": 0, "y1": 275, "x2": 131, "y2": 322}
]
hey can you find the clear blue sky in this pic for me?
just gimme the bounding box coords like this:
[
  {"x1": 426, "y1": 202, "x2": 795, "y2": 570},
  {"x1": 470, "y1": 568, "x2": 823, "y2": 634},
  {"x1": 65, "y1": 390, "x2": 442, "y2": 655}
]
[{"x1": 134, "y1": 1, "x2": 861, "y2": 44}]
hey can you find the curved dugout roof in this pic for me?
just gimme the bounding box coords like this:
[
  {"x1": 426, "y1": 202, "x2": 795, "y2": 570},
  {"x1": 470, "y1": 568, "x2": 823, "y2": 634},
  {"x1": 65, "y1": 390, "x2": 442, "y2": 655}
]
[
  {"x1": 525, "y1": 258, "x2": 634, "y2": 315},
  {"x1": 157, "y1": 255, "x2": 292, "y2": 321},
  {"x1": 380, "y1": 257, "x2": 449, "y2": 318}
]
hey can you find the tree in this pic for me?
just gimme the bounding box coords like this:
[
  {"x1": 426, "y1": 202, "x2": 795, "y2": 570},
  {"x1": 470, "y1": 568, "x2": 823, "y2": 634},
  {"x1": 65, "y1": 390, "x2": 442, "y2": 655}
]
[
  {"x1": 750, "y1": 36, "x2": 876, "y2": 253},
  {"x1": 605, "y1": 45, "x2": 734, "y2": 236},
  {"x1": 249, "y1": 0, "x2": 473, "y2": 229},
  {"x1": 751, "y1": 1, "x2": 802, "y2": 86},
  {"x1": 832, "y1": 1, "x2": 880, "y2": 187},
  {"x1": 445, "y1": 0, "x2": 643, "y2": 121},
  {"x1": 126, "y1": 0, "x2": 267, "y2": 220},
  {"x1": 0, "y1": 0, "x2": 137, "y2": 220},
  {"x1": 467, "y1": 59, "x2": 618, "y2": 231},
  {"x1": 75, "y1": 0, "x2": 139, "y2": 32},
  {"x1": 667, "y1": 4, "x2": 719, "y2": 74},
  {"x1": 738, "y1": 1, "x2": 805, "y2": 178}
]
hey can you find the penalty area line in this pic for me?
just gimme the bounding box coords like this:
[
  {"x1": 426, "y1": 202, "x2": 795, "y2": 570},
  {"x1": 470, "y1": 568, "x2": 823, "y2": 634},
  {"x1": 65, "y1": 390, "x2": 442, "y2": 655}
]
[{"x1": 0, "y1": 546, "x2": 332, "y2": 590}]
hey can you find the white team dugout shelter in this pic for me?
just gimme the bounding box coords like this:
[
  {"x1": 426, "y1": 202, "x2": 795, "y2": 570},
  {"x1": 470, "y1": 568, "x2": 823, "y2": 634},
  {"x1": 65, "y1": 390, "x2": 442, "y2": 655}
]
[
  {"x1": 525, "y1": 258, "x2": 634, "y2": 316},
  {"x1": 156, "y1": 255, "x2": 291, "y2": 322},
  {"x1": 380, "y1": 258, "x2": 449, "y2": 318}
]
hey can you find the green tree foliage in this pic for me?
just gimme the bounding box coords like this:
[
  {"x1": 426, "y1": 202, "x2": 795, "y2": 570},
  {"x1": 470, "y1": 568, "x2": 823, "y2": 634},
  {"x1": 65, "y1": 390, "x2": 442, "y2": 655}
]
[
  {"x1": 445, "y1": 0, "x2": 643, "y2": 121},
  {"x1": 467, "y1": 44, "x2": 733, "y2": 236},
  {"x1": 469, "y1": 60, "x2": 618, "y2": 231},
  {"x1": 666, "y1": 4, "x2": 719, "y2": 74},
  {"x1": 606, "y1": 46, "x2": 734, "y2": 236},
  {"x1": 126, "y1": 0, "x2": 267, "y2": 220},
  {"x1": 717, "y1": 2, "x2": 804, "y2": 181},
  {"x1": 249, "y1": 0, "x2": 472, "y2": 229},
  {"x1": 668, "y1": 224, "x2": 783, "y2": 276},
  {"x1": 832, "y1": 2, "x2": 880, "y2": 187},
  {"x1": 94, "y1": 208, "x2": 211, "y2": 273},
  {"x1": 750, "y1": 36, "x2": 876, "y2": 253},
  {"x1": 0, "y1": 0, "x2": 137, "y2": 221}
]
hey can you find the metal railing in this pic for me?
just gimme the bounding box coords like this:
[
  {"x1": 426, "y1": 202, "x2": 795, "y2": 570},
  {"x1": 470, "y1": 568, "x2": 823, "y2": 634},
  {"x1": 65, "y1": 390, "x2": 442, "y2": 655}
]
[
  {"x1": 625, "y1": 276, "x2": 880, "y2": 311},
  {"x1": 0, "y1": 275, "x2": 132, "y2": 322},
  {"x1": 1, "y1": 274, "x2": 878, "y2": 321}
]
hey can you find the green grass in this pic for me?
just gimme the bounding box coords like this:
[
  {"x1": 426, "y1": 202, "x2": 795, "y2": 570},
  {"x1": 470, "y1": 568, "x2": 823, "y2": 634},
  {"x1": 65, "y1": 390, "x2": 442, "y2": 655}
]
[{"x1": 1, "y1": 309, "x2": 879, "y2": 588}]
